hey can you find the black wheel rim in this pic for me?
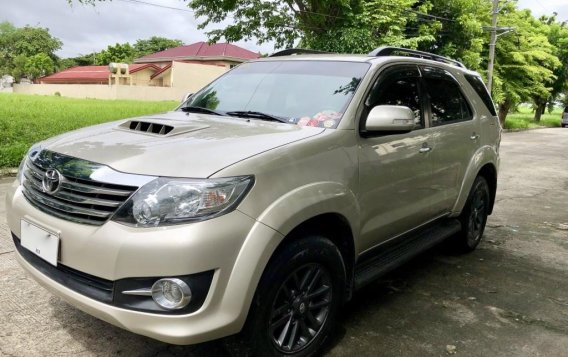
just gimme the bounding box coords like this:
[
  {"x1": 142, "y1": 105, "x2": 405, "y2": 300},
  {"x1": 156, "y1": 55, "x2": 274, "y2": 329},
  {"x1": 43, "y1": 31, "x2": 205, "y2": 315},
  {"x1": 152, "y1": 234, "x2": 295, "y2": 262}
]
[
  {"x1": 269, "y1": 263, "x2": 333, "y2": 354},
  {"x1": 468, "y1": 184, "x2": 487, "y2": 244}
]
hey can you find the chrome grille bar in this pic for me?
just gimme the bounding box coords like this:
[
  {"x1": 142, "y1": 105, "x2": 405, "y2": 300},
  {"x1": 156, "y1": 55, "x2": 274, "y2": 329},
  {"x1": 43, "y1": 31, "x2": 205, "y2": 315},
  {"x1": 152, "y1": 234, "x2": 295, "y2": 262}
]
[
  {"x1": 23, "y1": 181, "x2": 112, "y2": 218},
  {"x1": 21, "y1": 151, "x2": 151, "y2": 226},
  {"x1": 59, "y1": 180, "x2": 133, "y2": 197}
]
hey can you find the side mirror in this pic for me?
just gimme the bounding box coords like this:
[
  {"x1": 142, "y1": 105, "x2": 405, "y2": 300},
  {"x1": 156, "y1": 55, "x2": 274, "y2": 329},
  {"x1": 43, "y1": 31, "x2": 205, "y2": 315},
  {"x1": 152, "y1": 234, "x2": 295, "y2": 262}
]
[
  {"x1": 181, "y1": 92, "x2": 193, "y2": 103},
  {"x1": 365, "y1": 105, "x2": 416, "y2": 132}
]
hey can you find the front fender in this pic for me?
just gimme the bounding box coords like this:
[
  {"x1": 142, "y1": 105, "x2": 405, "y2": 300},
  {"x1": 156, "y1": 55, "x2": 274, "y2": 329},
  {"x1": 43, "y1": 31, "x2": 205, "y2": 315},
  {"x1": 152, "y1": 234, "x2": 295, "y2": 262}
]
[
  {"x1": 223, "y1": 182, "x2": 359, "y2": 333},
  {"x1": 253, "y1": 181, "x2": 360, "y2": 242}
]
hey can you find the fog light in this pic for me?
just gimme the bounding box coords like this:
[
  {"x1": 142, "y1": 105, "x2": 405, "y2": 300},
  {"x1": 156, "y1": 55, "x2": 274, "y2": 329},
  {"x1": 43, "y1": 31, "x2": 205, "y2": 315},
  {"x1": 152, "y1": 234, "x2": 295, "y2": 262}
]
[{"x1": 151, "y1": 278, "x2": 192, "y2": 310}]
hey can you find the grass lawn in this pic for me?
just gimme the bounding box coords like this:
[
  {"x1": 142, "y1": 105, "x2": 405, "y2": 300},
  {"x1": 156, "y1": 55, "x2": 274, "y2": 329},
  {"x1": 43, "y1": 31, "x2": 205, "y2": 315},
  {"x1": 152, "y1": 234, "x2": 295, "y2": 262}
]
[
  {"x1": 504, "y1": 106, "x2": 562, "y2": 130},
  {"x1": 0, "y1": 93, "x2": 177, "y2": 168}
]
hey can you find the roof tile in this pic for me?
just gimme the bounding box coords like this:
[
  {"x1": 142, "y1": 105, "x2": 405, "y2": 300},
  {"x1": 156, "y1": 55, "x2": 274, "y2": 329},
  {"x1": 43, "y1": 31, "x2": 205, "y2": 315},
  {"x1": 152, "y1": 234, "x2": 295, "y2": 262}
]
[
  {"x1": 137, "y1": 41, "x2": 260, "y2": 61},
  {"x1": 40, "y1": 64, "x2": 159, "y2": 81}
]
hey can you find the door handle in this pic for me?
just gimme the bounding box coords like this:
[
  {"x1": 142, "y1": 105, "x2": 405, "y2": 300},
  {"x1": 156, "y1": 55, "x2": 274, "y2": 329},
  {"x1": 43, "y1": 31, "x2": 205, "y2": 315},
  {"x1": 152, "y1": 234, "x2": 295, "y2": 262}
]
[
  {"x1": 470, "y1": 133, "x2": 480, "y2": 140},
  {"x1": 419, "y1": 146, "x2": 432, "y2": 153}
]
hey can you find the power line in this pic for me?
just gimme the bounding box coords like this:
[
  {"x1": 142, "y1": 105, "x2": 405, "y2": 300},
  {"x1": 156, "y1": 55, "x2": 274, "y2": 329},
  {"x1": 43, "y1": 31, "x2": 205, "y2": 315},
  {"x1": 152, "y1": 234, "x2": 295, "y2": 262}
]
[
  {"x1": 407, "y1": 10, "x2": 456, "y2": 22},
  {"x1": 116, "y1": 0, "x2": 195, "y2": 13},
  {"x1": 112, "y1": 0, "x2": 462, "y2": 39},
  {"x1": 529, "y1": 0, "x2": 552, "y2": 14},
  {"x1": 115, "y1": 0, "x2": 458, "y2": 24},
  {"x1": 113, "y1": 0, "x2": 323, "y2": 32}
]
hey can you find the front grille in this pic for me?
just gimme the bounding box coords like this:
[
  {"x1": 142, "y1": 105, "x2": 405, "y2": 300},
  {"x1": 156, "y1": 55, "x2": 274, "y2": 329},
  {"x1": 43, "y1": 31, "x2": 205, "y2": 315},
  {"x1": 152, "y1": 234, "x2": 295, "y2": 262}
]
[{"x1": 21, "y1": 153, "x2": 138, "y2": 226}]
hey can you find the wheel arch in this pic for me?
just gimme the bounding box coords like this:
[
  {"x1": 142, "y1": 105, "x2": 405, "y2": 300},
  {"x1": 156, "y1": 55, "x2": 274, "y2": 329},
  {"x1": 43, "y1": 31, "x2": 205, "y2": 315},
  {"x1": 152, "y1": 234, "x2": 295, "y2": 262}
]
[
  {"x1": 477, "y1": 163, "x2": 497, "y2": 214},
  {"x1": 451, "y1": 146, "x2": 499, "y2": 216},
  {"x1": 276, "y1": 213, "x2": 356, "y2": 301}
]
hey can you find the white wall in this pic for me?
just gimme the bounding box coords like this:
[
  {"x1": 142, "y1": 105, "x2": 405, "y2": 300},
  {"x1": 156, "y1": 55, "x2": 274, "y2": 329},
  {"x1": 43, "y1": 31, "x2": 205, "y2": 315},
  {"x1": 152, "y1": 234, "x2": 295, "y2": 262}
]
[
  {"x1": 13, "y1": 84, "x2": 188, "y2": 101},
  {"x1": 13, "y1": 63, "x2": 227, "y2": 101},
  {"x1": 170, "y1": 62, "x2": 226, "y2": 90}
]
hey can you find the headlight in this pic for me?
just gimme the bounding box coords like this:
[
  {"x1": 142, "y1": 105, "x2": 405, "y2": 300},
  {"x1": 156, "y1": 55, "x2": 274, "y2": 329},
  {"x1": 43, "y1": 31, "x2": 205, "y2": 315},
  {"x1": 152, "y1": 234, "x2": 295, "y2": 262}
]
[
  {"x1": 16, "y1": 143, "x2": 43, "y2": 184},
  {"x1": 112, "y1": 175, "x2": 254, "y2": 227}
]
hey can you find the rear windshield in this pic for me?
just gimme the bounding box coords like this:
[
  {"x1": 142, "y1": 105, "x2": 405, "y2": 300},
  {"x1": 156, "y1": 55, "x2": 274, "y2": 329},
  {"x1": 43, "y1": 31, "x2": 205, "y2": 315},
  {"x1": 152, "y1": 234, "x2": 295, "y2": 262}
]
[
  {"x1": 464, "y1": 74, "x2": 497, "y2": 116},
  {"x1": 184, "y1": 60, "x2": 370, "y2": 128}
]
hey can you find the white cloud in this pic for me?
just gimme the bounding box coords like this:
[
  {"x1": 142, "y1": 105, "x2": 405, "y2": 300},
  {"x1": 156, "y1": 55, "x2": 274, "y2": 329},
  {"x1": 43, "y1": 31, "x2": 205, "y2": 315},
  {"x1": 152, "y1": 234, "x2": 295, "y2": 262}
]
[
  {"x1": 0, "y1": 0, "x2": 275, "y2": 58},
  {"x1": 2, "y1": 0, "x2": 565, "y2": 59},
  {"x1": 517, "y1": 0, "x2": 568, "y2": 20}
]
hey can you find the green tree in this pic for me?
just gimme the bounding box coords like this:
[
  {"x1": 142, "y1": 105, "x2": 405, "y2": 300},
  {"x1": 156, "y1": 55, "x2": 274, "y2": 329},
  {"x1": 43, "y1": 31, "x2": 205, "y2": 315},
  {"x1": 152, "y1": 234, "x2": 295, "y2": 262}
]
[
  {"x1": 73, "y1": 52, "x2": 98, "y2": 66},
  {"x1": 538, "y1": 15, "x2": 568, "y2": 118},
  {"x1": 492, "y1": 8, "x2": 560, "y2": 125},
  {"x1": 57, "y1": 57, "x2": 79, "y2": 70},
  {"x1": 96, "y1": 42, "x2": 135, "y2": 65},
  {"x1": 303, "y1": 0, "x2": 436, "y2": 53},
  {"x1": 24, "y1": 53, "x2": 55, "y2": 80},
  {"x1": 187, "y1": 0, "x2": 437, "y2": 53},
  {"x1": 0, "y1": 22, "x2": 62, "y2": 79},
  {"x1": 133, "y1": 36, "x2": 183, "y2": 57},
  {"x1": 418, "y1": 0, "x2": 491, "y2": 71},
  {"x1": 11, "y1": 54, "x2": 28, "y2": 81},
  {"x1": 187, "y1": 0, "x2": 357, "y2": 49}
]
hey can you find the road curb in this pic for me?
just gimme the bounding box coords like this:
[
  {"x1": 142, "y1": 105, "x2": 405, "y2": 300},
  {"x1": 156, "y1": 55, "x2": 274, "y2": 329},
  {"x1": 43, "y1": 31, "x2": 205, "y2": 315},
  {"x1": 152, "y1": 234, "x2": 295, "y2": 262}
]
[
  {"x1": 502, "y1": 126, "x2": 558, "y2": 133},
  {"x1": 0, "y1": 168, "x2": 17, "y2": 177}
]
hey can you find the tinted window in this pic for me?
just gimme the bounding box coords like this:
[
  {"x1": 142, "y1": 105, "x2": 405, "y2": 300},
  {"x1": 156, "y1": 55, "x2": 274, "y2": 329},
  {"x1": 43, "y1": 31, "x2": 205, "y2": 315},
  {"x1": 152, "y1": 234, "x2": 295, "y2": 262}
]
[
  {"x1": 185, "y1": 61, "x2": 370, "y2": 128},
  {"x1": 465, "y1": 74, "x2": 497, "y2": 116},
  {"x1": 368, "y1": 69, "x2": 424, "y2": 129},
  {"x1": 424, "y1": 77, "x2": 472, "y2": 126}
]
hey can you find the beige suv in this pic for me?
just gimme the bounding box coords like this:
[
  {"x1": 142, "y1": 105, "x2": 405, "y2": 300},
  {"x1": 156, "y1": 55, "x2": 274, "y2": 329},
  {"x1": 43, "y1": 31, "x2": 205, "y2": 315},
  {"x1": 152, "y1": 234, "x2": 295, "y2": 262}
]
[{"x1": 6, "y1": 47, "x2": 500, "y2": 356}]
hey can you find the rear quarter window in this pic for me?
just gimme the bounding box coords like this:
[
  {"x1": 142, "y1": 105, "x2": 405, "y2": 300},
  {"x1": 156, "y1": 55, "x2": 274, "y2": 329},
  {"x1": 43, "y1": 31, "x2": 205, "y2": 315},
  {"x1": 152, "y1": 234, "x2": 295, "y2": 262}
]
[{"x1": 464, "y1": 74, "x2": 497, "y2": 116}]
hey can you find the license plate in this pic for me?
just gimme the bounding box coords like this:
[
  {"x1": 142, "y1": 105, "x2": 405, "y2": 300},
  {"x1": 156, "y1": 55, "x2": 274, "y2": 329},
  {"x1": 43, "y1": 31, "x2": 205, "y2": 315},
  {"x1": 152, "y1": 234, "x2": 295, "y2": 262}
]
[{"x1": 20, "y1": 220, "x2": 60, "y2": 266}]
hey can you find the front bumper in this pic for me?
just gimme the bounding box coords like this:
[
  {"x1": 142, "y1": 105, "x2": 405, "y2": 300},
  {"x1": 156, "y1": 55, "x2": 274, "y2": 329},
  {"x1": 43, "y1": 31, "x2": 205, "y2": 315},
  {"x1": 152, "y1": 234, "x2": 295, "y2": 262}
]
[{"x1": 6, "y1": 180, "x2": 283, "y2": 344}]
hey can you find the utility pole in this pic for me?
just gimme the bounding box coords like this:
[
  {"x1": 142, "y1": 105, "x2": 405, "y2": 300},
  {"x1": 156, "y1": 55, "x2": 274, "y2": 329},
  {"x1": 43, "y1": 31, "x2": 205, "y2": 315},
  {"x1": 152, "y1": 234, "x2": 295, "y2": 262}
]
[
  {"x1": 486, "y1": 0, "x2": 514, "y2": 94},
  {"x1": 486, "y1": 0, "x2": 499, "y2": 94}
]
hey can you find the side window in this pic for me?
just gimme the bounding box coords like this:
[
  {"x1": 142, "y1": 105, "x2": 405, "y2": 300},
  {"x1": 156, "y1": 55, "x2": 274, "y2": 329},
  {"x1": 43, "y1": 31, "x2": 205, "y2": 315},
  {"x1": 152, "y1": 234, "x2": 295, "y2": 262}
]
[
  {"x1": 464, "y1": 74, "x2": 497, "y2": 116},
  {"x1": 424, "y1": 76, "x2": 472, "y2": 126},
  {"x1": 367, "y1": 68, "x2": 424, "y2": 129}
]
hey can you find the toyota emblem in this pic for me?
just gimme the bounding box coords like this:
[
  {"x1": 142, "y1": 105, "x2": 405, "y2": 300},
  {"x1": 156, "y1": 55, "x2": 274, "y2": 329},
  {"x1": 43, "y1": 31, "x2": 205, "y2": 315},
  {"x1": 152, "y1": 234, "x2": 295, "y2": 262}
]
[{"x1": 42, "y1": 169, "x2": 61, "y2": 194}]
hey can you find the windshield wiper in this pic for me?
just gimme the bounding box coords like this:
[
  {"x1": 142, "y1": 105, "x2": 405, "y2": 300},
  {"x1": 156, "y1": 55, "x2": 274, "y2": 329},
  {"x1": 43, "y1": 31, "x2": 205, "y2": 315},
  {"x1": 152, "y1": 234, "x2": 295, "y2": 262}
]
[
  {"x1": 181, "y1": 105, "x2": 226, "y2": 116},
  {"x1": 225, "y1": 110, "x2": 289, "y2": 123}
]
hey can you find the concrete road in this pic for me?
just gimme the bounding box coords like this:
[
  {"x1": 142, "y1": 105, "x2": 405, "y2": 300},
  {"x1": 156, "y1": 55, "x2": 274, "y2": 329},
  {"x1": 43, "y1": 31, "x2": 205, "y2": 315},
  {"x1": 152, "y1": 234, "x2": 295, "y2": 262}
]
[{"x1": 1, "y1": 128, "x2": 567, "y2": 356}]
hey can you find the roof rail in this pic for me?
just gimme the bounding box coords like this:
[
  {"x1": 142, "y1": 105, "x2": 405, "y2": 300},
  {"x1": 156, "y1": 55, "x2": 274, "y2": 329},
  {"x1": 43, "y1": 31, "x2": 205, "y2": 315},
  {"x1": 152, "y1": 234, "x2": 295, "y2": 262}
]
[
  {"x1": 368, "y1": 47, "x2": 465, "y2": 68},
  {"x1": 269, "y1": 48, "x2": 331, "y2": 57}
]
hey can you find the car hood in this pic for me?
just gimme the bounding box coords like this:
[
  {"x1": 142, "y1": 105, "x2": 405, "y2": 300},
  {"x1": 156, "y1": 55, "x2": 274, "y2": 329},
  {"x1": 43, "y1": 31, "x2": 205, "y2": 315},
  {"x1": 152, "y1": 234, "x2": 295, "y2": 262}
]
[{"x1": 41, "y1": 111, "x2": 325, "y2": 178}]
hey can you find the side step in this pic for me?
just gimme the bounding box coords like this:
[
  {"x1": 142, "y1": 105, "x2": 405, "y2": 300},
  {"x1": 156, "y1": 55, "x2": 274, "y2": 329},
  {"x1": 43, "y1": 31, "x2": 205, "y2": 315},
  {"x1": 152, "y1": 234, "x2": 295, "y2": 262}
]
[{"x1": 353, "y1": 219, "x2": 461, "y2": 290}]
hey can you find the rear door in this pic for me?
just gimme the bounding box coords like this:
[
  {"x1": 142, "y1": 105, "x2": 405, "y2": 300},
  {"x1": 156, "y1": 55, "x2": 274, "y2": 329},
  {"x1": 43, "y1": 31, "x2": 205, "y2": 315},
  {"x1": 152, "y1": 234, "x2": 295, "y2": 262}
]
[{"x1": 421, "y1": 66, "x2": 480, "y2": 216}]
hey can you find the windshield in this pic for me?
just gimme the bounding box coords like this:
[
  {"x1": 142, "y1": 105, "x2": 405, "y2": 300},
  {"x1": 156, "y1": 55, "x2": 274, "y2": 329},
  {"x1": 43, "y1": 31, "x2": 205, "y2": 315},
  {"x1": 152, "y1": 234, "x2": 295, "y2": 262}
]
[{"x1": 182, "y1": 60, "x2": 370, "y2": 129}]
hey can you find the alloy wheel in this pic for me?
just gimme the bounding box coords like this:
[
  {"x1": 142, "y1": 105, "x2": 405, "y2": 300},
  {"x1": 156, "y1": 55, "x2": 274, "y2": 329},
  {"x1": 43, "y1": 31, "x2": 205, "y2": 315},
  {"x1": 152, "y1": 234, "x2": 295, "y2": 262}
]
[{"x1": 268, "y1": 263, "x2": 333, "y2": 354}]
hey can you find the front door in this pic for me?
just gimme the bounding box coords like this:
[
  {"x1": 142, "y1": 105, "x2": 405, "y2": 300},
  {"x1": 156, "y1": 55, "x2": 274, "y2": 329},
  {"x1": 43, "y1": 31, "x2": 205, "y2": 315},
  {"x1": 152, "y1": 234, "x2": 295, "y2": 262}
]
[{"x1": 357, "y1": 65, "x2": 437, "y2": 253}]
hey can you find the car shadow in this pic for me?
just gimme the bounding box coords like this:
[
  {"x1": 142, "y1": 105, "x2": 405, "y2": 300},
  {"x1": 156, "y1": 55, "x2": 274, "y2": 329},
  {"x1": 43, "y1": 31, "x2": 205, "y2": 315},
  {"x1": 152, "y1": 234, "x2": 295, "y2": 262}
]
[{"x1": 47, "y1": 243, "x2": 483, "y2": 356}]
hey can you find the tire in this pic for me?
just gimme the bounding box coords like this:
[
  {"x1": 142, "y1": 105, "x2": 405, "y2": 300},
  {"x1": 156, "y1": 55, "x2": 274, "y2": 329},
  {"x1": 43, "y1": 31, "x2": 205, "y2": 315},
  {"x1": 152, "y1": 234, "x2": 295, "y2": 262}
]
[
  {"x1": 228, "y1": 236, "x2": 346, "y2": 357},
  {"x1": 562, "y1": 124, "x2": 566, "y2": 128},
  {"x1": 451, "y1": 176, "x2": 490, "y2": 253}
]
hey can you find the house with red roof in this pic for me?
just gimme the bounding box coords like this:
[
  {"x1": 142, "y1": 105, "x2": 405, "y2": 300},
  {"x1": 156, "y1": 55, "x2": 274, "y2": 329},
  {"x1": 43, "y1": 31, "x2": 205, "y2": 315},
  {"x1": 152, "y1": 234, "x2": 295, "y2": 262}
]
[
  {"x1": 135, "y1": 41, "x2": 261, "y2": 68},
  {"x1": 38, "y1": 42, "x2": 259, "y2": 88},
  {"x1": 39, "y1": 64, "x2": 160, "y2": 85}
]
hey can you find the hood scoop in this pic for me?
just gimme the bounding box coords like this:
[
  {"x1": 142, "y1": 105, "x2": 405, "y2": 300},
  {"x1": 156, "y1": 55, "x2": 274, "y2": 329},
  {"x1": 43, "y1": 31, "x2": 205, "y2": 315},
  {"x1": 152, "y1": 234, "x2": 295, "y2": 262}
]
[{"x1": 117, "y1": 119, "x2": 209, "y2": 137}]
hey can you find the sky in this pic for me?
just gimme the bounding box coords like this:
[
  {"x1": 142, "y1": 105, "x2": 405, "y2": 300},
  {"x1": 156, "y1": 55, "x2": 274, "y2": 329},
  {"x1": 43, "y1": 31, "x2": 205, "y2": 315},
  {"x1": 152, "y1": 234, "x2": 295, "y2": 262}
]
[{"x1": 1, "y1": 0, "x2": 567, "y2": 59}]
